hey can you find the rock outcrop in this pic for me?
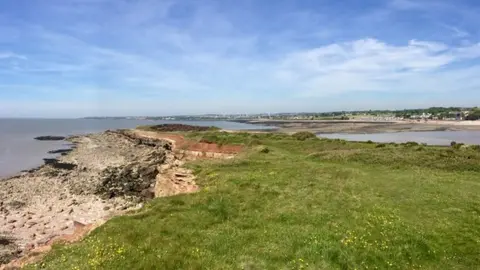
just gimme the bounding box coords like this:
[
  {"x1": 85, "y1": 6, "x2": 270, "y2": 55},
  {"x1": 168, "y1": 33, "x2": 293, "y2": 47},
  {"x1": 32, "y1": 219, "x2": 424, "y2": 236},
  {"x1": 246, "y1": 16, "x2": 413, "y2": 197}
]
[
  {"x1": 0, "y1": 130, "x2": 172, "y2": 264},
  {"x1": 33, "y1": 136, "x2": 65, "y2": 141},
  {"x1": 47, "y1": 149, "x2": 72, "y2": 155}
]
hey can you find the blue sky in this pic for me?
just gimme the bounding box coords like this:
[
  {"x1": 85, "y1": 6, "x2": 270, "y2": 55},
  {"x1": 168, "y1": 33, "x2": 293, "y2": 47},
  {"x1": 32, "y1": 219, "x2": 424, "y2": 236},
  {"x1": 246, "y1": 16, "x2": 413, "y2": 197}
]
[{"x1": 0, "y1": 0, "x2": 479, "y2": 117}]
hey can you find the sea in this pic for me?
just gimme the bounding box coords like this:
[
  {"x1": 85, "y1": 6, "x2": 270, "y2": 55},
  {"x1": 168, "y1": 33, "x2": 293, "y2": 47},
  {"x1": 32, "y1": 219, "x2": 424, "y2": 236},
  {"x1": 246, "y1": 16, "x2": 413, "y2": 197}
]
[{"x1": 0, "y1": 119, "x2": 271, "y2": 179}]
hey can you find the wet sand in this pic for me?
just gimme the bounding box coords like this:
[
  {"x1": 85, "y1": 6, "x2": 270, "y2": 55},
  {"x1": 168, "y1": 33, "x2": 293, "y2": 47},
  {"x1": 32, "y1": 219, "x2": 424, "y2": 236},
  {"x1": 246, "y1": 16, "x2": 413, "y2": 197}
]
[{"x1": 238, "y1": 120, "x2": 480, "y2": 134}]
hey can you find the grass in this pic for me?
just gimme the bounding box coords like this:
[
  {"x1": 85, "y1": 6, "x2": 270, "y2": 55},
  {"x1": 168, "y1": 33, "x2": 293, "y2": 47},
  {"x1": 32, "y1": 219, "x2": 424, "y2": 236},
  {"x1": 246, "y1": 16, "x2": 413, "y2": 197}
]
[{"x1": 28, "y1": 132, "x2": 480, "y2": 269}]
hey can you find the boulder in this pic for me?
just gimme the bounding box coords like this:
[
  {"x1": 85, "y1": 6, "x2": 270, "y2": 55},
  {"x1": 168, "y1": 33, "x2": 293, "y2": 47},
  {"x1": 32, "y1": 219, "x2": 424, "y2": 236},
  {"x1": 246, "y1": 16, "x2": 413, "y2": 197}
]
[
  {"x1": 42, "y1": 159, "x2": 77, "y2": 170},
  {"x1": 43, "y1": 158, "x2": 58, "y2": 165},
  {"x1": 0, "y1": 234, "x2": 20, "y2": 265},
  {"x1": 47, "y1": 149, "x2": 72, "y2": 155}
]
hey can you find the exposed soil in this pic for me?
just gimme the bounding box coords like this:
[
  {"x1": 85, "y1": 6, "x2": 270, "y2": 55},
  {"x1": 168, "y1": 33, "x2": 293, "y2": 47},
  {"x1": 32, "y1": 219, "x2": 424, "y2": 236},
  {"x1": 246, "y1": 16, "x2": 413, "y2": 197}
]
[{"x1": 132, "y1": 131, "x2": 243, "y2": 154}]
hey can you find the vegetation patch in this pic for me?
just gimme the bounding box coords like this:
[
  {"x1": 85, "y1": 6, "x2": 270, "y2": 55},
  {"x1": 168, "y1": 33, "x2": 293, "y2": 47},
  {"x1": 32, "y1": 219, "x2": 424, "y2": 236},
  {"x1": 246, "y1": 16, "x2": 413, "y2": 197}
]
[
  {"x1": 292, "y1": 131, "x2": 317, "y2": 141},
  {"x1": 402, "y1": 141, "x2": 419, "y2": 147},
  {"x1": 255, "y1": 145, "x2": 270, "y2": 153},
  {"x1": 29, "y1": 132, "x2": 480, "y2": 269}
]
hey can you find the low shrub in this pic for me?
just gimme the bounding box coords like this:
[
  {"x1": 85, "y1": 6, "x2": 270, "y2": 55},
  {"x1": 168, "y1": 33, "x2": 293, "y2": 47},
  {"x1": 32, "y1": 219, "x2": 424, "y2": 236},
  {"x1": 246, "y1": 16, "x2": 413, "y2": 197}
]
[
  {"x1": 292, "y1": 132, "x2": 317, "y2": 141},
  {"x1": 451, "y1": 141, "x2": 464, "y2": 150},
  {"x1": 470, "y1": 145, "x2": 480, "y2": 151},
  {"x1": 404, "y1": 141, "x2": 419, "y2": 147},
  {"x1": 375, "y1": 143, "x2": 387, "y2": 148},
  {"x1": 255, "y1": 145, "x2": 270, "y2": 153},
  {"x1": 199, "y1": 135, "x2": 218, "y2": 144},
  {"x1": 271, "y1": 133, "x2": 290, "y2": 140}
]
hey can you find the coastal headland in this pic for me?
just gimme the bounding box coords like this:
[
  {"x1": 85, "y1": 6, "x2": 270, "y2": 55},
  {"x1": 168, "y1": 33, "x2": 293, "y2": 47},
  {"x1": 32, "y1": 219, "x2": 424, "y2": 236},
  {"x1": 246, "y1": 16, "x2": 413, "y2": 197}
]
[
  {"x1": 1, "y1": 124, "x2": 480, "y2": 269},
  {"x1": 0, "y1": 125, "x2": 241, "y2": 267}
]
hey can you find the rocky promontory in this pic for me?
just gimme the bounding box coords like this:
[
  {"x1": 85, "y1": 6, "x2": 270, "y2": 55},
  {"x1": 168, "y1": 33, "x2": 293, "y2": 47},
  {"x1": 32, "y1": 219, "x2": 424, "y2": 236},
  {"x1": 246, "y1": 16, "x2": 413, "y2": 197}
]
[
  {"x1": 0, "y1": 126, "x2": 243, "y2": 267},
  {"x1": 0, "y1": 130, "x2": 180, "y2": 264}
]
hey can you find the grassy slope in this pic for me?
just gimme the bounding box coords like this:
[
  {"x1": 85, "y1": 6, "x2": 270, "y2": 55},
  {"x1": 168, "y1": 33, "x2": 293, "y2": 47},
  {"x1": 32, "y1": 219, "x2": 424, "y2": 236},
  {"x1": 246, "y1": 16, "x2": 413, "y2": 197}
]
[{"x1": 30, "y1": 132, "x2": 480, "y2": 269}]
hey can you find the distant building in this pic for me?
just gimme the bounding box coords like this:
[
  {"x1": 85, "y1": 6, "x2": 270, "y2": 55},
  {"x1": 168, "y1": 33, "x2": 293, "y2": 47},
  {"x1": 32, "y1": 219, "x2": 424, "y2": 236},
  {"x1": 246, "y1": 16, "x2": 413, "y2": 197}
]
[{"x1": 449, "y1": 111, "x2": 463, "y2": 120}]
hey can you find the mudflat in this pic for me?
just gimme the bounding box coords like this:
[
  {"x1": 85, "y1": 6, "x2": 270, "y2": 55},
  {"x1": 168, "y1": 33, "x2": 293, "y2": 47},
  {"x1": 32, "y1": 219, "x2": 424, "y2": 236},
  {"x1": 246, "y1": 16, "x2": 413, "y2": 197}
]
[{"x1": 239, "y1": 119, "x2": 480, "y2": 134}]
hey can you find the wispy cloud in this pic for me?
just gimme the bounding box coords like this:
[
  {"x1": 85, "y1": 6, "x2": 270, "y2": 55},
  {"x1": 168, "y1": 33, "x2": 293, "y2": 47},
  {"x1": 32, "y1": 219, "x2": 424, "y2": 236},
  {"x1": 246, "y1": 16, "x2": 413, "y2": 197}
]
[
  {"x1": 0, "y1": 52, "x2": 26, "y2": 60},
  {"x1": 441, "y1": 24, "x2": 470, "y2": 38},
  {"x1": 276, "y1": 39, "x2": 480, "y2": 96}
]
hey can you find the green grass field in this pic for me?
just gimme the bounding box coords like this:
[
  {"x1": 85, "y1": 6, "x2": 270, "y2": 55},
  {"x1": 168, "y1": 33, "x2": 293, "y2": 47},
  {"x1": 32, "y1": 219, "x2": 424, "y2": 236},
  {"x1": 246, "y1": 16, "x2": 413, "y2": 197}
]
[{"x1": 30, "y1": 132, "x2": 480, "y2": 269}]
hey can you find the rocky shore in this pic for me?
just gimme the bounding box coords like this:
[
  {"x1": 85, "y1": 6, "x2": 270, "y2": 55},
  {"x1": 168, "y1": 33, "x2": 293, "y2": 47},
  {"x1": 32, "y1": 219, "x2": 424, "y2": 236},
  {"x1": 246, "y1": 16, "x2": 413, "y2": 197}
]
[{"x1": 0, "y1": 129, "x2": 196, "y2": 265}]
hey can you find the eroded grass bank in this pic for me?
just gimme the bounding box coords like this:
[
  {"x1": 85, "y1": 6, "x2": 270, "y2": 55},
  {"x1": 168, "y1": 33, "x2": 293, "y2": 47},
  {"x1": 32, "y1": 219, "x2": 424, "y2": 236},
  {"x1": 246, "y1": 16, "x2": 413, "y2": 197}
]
[{"x1": 28, "y1": 131, "x2": 480, "y2": 269}]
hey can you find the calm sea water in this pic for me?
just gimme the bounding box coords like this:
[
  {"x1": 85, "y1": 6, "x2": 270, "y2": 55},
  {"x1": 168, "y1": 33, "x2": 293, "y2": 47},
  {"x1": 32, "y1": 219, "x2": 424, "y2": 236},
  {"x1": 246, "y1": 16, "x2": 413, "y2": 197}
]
[
  {"x1": 319, "y1": 131, "x2": 480, "y2": 146},
  {"x1": 0, "y1": 119, "x2": 271, "y2": 179}
]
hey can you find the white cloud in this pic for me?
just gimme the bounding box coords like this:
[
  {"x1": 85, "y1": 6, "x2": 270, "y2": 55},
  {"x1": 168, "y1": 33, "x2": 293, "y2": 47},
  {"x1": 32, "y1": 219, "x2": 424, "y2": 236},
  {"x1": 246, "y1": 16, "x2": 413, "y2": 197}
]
[{"x1": 275, "y1": 38, "x2": 480, "y2": 96}]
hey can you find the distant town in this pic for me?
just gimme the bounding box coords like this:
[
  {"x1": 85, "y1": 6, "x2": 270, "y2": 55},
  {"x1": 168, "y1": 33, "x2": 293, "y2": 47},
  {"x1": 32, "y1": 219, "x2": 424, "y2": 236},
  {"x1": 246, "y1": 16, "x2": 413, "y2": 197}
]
[{"x1": 84, "y1": 106, "x2": 480, "y2": 122}]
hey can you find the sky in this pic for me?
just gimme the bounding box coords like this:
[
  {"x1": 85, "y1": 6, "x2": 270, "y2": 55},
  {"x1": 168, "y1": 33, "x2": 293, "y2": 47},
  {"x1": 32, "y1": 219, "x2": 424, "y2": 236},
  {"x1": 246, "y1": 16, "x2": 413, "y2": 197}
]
[{"x1": 0, "y1": 0, "x2": 479, "y2": 117}]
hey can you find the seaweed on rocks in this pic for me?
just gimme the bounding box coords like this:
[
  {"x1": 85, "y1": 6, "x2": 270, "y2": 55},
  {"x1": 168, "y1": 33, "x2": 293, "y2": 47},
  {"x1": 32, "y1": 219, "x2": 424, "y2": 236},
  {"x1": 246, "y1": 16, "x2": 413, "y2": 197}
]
[
  {"x1": 34, "y1": 136, "x2": 65, "y2": 141},
  {"x1": 47, "y1": 149, "x2": 72, "y2": 155}
]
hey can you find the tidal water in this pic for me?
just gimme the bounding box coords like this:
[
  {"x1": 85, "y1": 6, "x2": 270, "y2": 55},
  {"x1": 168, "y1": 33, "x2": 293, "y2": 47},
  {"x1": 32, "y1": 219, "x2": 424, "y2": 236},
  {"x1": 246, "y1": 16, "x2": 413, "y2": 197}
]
[
  {"x1": 319, "y1": 131, "x2": 480, "y2": 146},
  {"x1": 0, "y1": 119, "x2": 270, "y2": 179}
]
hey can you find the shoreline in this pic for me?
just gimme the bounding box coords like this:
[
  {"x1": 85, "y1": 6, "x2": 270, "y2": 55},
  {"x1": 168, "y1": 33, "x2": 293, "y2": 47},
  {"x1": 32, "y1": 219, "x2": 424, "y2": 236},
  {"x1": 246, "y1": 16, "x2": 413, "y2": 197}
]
[
  {"x1": 1, "y1": 127, "x2": 242, "y2": 267},
  {"x1": 0, "y1": 150, "x2": 74, "y2": 182},
  {"x1": 0, "y1": 130, "x2": 175, "y2": 264}
]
